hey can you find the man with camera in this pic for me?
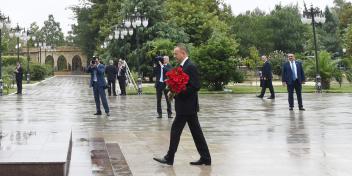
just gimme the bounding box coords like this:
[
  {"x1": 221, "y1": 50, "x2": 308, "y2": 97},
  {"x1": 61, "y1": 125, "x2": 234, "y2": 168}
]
[
  {"x1": 153, "y1": 56, "x2": 172, "y2": 118},
  {"x1": 87, "y1": 56, "x2": 110, "y2": 116}
]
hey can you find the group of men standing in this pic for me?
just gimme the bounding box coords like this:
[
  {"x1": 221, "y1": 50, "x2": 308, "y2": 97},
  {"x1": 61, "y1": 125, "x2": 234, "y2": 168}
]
[
  {"x1": 258, "y1": 53, "x2": 306, "y2": 111},
  {"x1": 85, "y1": 46, "x2": 307, "y2": 166},
  {"x1": 87, "y1": 56, "x2": 128, "y2": 116},
  {"x1": 105, "y1": 59, "x2": 127, "y2": 96}
]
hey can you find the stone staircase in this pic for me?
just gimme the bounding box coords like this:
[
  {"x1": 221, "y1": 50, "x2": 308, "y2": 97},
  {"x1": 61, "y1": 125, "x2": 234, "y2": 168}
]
[{"x1": 89, "y1": 138, "x2": 132, "y2": 176}]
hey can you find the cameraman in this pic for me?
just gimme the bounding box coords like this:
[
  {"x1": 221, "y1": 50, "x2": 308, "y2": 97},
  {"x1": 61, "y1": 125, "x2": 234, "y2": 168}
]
[
  {"x1": 153, "y1": 56, "x2": 172, "y2": 118},
  {"x1": 87, "y1": 56, "x2": 110, "y2": 116}
]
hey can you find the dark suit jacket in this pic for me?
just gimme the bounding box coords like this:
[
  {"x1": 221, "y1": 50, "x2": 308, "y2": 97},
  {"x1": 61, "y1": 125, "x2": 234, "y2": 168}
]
[
  {"x1": 87, "y1": 64, "x2": 107, "y2": 87},
  {"x1": 15, "y1": 66, "x2": 23, "y2": 81},
  {"x1": 282, "y1": 61, "x2": 305, "y2": 85},
  {"x1": 262, "y1": 61, "x2": 273, "y2": 79},
  {"x1": 174, "y1": 59, "x2": 200, "y2": 115},
  {"x1": 118, "y1": 66, "x2": 127, "y2": 80},
  {"x1": 154, "y1": 64, "x2": 172, "y2": 88},
  {"x1": 105, "y1": 65, "x2": 118, "y2": 81}
]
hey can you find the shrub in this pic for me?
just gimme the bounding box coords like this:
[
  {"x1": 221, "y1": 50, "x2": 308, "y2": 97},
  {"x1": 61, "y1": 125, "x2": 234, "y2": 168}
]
[
  {"x1": 304, "y1": 51, "x2": 341, "y2": 89},
  {"x1": 233, "y1": 69, "x2": 246, "y2": 83},
  {"x1": 2, "y1": 56, "x2": 26, "y2": 66},
  {"x1": 30, "y1": 64, "x2": 47, "y2": 81},
  {"x1": 268, "y1": 50, "x2": 286, "y2": 77},
  {"x1": 192, "y1": 31, "x2": 239, "y2": 90}
]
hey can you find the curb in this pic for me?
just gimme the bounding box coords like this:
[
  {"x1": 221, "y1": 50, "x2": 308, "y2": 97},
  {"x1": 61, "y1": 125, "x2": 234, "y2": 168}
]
[{"x1": 7, "y1": 76, "x2": 56, "y2": 96}]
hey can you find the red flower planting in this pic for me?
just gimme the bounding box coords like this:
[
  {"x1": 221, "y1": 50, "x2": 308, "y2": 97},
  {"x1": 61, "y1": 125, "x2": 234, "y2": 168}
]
[{"x1": 165, "y1": 67, "x2": 189, "y2": 95}]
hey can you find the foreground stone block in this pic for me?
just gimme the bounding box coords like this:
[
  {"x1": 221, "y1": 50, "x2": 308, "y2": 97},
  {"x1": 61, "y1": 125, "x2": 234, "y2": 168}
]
[{"x1": 0, "y1": 129, "x2": 72, "y2": 176}]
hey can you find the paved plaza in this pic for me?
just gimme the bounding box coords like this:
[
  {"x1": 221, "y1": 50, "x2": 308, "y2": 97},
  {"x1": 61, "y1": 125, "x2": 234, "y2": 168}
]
[{"x1": 0, "y1": 76, "x2": 352, "y2": 176}]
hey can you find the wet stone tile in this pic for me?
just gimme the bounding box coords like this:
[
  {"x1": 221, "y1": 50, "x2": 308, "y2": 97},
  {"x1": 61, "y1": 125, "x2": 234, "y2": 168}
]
[{"x1": 1, "y1": 76, "x2": 352, "y2": 176}]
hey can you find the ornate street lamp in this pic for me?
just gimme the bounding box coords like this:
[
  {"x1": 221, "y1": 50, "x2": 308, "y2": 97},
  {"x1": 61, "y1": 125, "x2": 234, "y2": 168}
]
[
  {"x1": 108, "y1": 6, "x2": 148, "y2": 77},
  {"x1": 10, "y1": 24, "x2": 25, "y2": 62},
  {"x1": 34, "y1": 41, "x2": 46, "y2": 64},
  {"x1": 301, "y1": 4, "x2": 326, "y2": 92},
  {"x1": 22, "y1": 29, "x2": 35, "y2": 83},
  {"x1": 124, "y1": 7, "x2": 149, "y2": 77},
  {"x1": 0, "y1": 12, "x2": 10, "y2": 96}
]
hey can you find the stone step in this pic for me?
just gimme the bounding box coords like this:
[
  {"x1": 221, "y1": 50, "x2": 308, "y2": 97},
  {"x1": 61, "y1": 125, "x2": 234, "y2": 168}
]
[
  {"x1": 106, "y1": 143, "x2": 132, "y2": 176},
  {"x1": 89, "y1": 138, "x2": 114, "y2": 176}
]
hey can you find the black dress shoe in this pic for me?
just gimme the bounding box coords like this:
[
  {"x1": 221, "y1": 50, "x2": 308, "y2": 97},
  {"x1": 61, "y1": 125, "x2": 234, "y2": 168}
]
[
  {"x1": 190, "y1": 159, "x2": 211, "y2": 166},
  {"x1": 267, "y1": 96, "x2": 275, "y2": 99},
  {"x1": 153, "y1": 157, "x2": 173, "y2": 165},
  {"x1": 94, "y1": 112, "x2": 102, "y2": 115},
  {"x1": 299, "y1": 107, "x2": 306, "y2": 111},
  {"x1": 256, "y1": 95, "x2": 263, "y2": 98},
  {"x1": 168, "y1": 114, "x2": 173, "y2": 118},
  {"x1": 289, "y1": 107, "x2": 293, "y2": 111},
  {"x1": 157, "y1": 114, "x2": 162, "y2": 118}
]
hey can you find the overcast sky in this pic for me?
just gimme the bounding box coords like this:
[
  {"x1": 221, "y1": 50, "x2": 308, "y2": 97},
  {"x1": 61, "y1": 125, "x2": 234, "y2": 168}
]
[{"x1": 0, "y1": 0, "x2": 349, "y2": 36}]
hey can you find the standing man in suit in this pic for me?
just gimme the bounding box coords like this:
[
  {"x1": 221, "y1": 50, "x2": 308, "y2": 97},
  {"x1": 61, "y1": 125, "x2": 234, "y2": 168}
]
[
  {"x1": 105, "y1": 59, "x2": 118, "y2": 96},
  {"x1": 87, "y1": 57, "x2": 110, "y2": 116},
  {"x1": 153, "y1": 44, "x2": 211, "y2": 166},
  {"x1": 117, "y1": 59, "x2": 127, "y2": 96},
  {"x1": 282, "y1": 53, "x2": 306, "y2": 111},
  {"x1": 153, "y1": 56, "x2": 173, "y2": 118},
  {"x1": 257, "y1": 55, "x2": 275, "y2": 99},
  {"x1": 14, "y1": 62, "x2": 23, "y2": 95}
]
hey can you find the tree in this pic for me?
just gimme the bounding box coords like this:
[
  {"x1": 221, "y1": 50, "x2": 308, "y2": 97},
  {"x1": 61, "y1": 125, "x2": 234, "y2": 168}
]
[
  {"x1": 230, "y1": 11, "x2": 274, "y2": 57},
  {"x1": 192, "y1": 31, "x2": 239, "y2": 90},
  {"x1": 319, "y1": 7, "x2": 342, "y2": 53},
  {"x1": 164, "y1": 0, "x2": 222, "y2": 46},
  {"x1": 345, "y1": 25, "x2": 352, "y2": 56},
  {"x1": 41, "y1": 15, "x2": 65, "y2": 46},
  {"x1": 71, "y1": 5, "x2": 101, "y2": 60},
  {"x1": 304, "y1": 51, "x2": 341, "y2": 89},
  {"x1": 269, "y1": 5, "x2": 307, "y2": 53}
]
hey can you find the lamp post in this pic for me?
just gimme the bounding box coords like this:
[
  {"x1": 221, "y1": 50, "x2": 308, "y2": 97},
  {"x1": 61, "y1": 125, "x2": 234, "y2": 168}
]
[
  {"x1": 0, "y1": 12, "x2": 10, "y2": 96},
  {"x1": 10, "y1": 24, "x2": 25, "y2": 62},
  {"x1": 22, "y1": 29, "x2": 35, "y2": 83},
  {"x1": 126, "y1": 7, "x2": 148, "y2": 77},
  {"x1": 301, "y1": 4, "x2": 326, "y2": 92},
  {"x1": 49, "y1": 45, "x2": 55, "y2": 74},
  {"x1": 34, "y1": 41, "x2": 46, "y2": 64}
]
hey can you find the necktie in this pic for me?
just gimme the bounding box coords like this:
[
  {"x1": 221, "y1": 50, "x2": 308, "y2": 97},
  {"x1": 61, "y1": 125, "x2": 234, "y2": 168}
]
[{"x1": 291, "y1": 61, "x2": 296, "y2": 80}]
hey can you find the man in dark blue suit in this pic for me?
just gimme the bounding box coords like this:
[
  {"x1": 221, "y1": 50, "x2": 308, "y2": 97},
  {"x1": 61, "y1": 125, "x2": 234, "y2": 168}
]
[
  {"x1": 257, "y1": 55, "x2": 275, "y2": 99},
  {"x1": 87, "y1": 57, "x2": 110, "y2": 116},
  {"x1": 282, "y1": 54, "x2": 305, "y2": 111}
]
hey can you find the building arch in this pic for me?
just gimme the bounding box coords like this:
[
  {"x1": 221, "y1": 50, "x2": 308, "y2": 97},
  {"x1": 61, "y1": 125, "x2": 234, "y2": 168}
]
[{"x1": 57, "y1": 55, "x2": 68, "y2": 71}]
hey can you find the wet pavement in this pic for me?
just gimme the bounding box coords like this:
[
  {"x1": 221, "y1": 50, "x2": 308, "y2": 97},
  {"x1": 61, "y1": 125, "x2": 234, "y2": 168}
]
[{"x1": 0, "y1": 75, "x2": 352, "y2": 176}]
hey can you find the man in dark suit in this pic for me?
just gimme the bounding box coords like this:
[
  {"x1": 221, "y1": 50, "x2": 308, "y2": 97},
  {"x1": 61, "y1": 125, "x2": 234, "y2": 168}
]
[
  {"x1": 117, "y1": 59, "x2": 127, "y2": 96},
  {"x1": 14, "y1": 62, "x2": 23, "y2": 94},
  {"x1": 282, "y1": 53, "x2": 305, "y2": 111},
  {"x1": 153, "y1": 56, "x2": 173, "y2": 118},
  {"x1": 105, "y1": 59, "x2": 118, "y2": 96},
  {"x1": 87, "y1": 57, "x2": 110, "y2": 116},
  {"x1": 153, "y1": 44, "x2": 211, "y2": 166},
  {"x1": 257, "y1": 55, "x2": 275, "y2": 99}
]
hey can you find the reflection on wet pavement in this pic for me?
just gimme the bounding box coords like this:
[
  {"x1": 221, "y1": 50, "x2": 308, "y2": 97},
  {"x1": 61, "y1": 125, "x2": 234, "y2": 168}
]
[{"x1": 0, "y1": 75, "x2": 352, "y2": 176}]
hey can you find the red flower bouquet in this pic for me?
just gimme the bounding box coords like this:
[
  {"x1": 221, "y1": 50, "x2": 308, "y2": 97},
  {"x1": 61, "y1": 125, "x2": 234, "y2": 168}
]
[{"x1": 165, "y1": 67, "x2": 189, "y2": 101}]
